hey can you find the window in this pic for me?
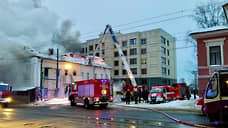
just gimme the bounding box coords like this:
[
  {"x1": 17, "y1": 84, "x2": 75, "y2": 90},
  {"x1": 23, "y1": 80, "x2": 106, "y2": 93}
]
[
  {"x1": 89, "y1": 45, "x2": 93, "y2": 51},
  {"x1": 114, "y1": 51, "x2": 119, "y2": 57},
  {"x1": 206, "y1": 74, "x2": 218, "y2": 98},
  {"x1": 130, "y1": 48, "x2": 137, "y2": 55},
  {"x1": 114, "y1": 70, "x2": 119, "y2": 75},
  {"x1": 167, "y1": 49, "x2": 170, "y2": 56},
  {"x1": 167, "y1": 40, "x2": 169, "y2": 46},
  {"x1": 95, "y1": 44, "x2": 99, "y2": 49},
  {"x1": 122, "y1": 70, "x2": 127, "y2": 75},
  {"x1": 168, "y1": 69, "x2": 170, "y2": 75},
  {"x1": 85, "y1": 48, "x2": 87, "y2": 54},
  {"x1": 81, "y1": 48, "x2": 85, "y2": 53},
  {"x1": 161, "y1": 47, "x2": 166, "y2": 55},
  {"x1": 141, "y1": 48, "x2": 147, "y2": 55},
  {"x1": 94, "y1": 73, "x2": 97, "y2": 79},
  {"x1": 141, "y1": 68, "x2": 147, "y2": 74},
  {"x1": 102, "y1": 42, "x2": 104, "y2": 46},
  {"x1": 141, "y1": 58, "x2": 147, "y2": 64},
  {"x1": 122, "y1": 41, "x2": 127, "y2": 47},
  {"x1": 65, "y1": 70, "x2": 68, "y2": 76},
  {"x1": 95, "y1": 53, "x2": 100, "y2": 57},
  {"x1": 114, "y1": 44, "x2": 116, "y2": 48},
  {"x1": 44, "y1": 68, "x2": 49, "y2": 78},
  {"x1": 161, "y1": 57, "x2": 166, "y2": 64},
  {"x1": 161, "y1": 36, "x2": 166, "y2": 45},
  {"x1": 209, "y1": 46, "x2": 221, "y2": 65},
  {"x1": 73, "y1": 71, "x2": 77, "y2": 76},
  {"x1": 131, "y1": 68, "x2": 137, "y2": 74},
  {"x1": 130, "y1": 58, "x2": 137, "y2": 65},
  {"x1": 162, "y1": 67, "x2": 166, "y2": 75},
  {"x1": 168, "y1": 59, "x2": 170, "y2": 65},
  {"x1": 114, "y1": 60, "x2": 119, "y2": 66},
  {"x1": 87, "y1": 72, "x2": 89, "y2": 80},
  {"x1": 220, "y1": 74, "x2": 228, "y2": 96},
  {"x1": 102, "y1": 49, "x2": 105, "y2": 54},
  {"x1": 123, "y1": 50, "x2": 127, "y2": 56},
  {"x1": 130, "y1": 38, "x2": 137, "y2": 46},
  {"x1": 141, "y1": 38, "x2": 146, "y2": 45}
]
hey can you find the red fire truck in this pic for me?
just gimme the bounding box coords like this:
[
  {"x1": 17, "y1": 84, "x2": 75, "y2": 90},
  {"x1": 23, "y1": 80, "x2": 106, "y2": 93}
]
[
  {"x1": 0, "y1": 82, "x2": 12, "y2": 107},
  {"x1": 69, "y1": 79, "x2": 113, "y2": 108},
  {"x1": 172, "y1": 83, "x2": 191, "y2": 100},
  {"x1": 149, "y1": 85, "x2": 176, "y2": 103}
]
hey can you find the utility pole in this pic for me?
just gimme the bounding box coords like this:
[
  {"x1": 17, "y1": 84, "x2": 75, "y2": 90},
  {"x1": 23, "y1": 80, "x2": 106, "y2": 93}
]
[
  {"x1": 192, "y1": 71, "x2": 198, "y2": 99},
  {"x1": 40, "y1": 59, "x2": 43, "y2": 100},
  {"x1": 56, "y1": 48, "x2": 59, "y2": 97}
]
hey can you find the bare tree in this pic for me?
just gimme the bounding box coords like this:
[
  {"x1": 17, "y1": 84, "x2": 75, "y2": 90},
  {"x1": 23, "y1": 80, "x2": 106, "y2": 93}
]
[{"x1": 193, "y1": 0, "x2": 226, "y2": 28}]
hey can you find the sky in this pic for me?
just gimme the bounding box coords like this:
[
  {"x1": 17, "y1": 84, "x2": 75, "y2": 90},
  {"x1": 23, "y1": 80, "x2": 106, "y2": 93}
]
[{"x1": 42, "y1": 0, "x2": 227, "y2": 84}]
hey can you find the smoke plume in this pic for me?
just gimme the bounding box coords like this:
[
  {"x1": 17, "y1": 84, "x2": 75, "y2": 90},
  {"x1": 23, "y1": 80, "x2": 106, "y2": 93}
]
[{"x1": 0, "y1": 0, "x2": 81, "y2": 59}]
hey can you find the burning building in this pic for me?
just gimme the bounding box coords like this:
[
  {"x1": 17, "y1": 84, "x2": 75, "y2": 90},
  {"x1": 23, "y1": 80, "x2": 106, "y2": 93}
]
[{"x1": 0, "y1": 0, "x2": 112, "y2": 103}]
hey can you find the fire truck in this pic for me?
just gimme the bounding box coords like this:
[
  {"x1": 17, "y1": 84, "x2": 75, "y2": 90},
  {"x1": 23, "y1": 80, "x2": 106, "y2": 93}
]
[
  {"x1": 149, "y1": 85, "x2": 176, "y2": 103},
  {"x1": 69, "y1": 79, "x2": 113, "y2": 108},
  {"x1": 172, "y1": 83, "x2": 191, "y2": 100},
  {"x1": 0, "y1": 82, "x2": 12, "y2": 107}
]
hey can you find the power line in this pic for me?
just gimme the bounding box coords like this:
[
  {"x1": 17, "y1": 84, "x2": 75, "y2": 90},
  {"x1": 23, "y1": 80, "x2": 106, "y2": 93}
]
[{"x1": 80, "y1": 1, "x2": 225, "y2": 39}]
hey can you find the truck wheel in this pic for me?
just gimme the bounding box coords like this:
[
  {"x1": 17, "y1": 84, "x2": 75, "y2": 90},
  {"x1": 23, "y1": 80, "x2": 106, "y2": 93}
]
[
  {"x1": 69, "y1": 96, "x2": 76, "y2": 106},
  {"x1": 100, "y1": 104, "x2": 108, "y2": 108},
  {"x1": 3, "y1": 103, "x2": 8, "y2": 108},
  {"x1": 163, "y1": 98, "x2": 167, "y2": 103},
  {"x1": 70, "y1": 100, "x2": 76, "y2": 106},
  {"x1": 84, "y1": 99, "x2": 89, "y2": 109}
]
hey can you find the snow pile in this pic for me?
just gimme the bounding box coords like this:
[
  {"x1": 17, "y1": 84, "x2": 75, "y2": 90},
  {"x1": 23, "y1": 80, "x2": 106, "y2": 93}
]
[
  {"x1": 33, "y1": 98, "x2": 70, "y2": 106},
  {"x1": 115, "y1": 95, "x2": 201, "y2": 111},
  {"x1": 115, "y1": 99, "x2": 200, "y2": 111}
]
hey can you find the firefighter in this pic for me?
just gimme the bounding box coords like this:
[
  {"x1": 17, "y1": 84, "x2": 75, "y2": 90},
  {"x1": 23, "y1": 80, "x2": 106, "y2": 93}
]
[
  {"x1": 134, "y1": 89, "x2": 138, "y2": 104},
  {"x1": 125, "y1": 89, "x2": 131, "y2": 104},
  {"x1": 138, "y1": 88, "x2": 142, "y2": 103},
  {"x1": 145, "y1": 89, "x2": 149, "y2": 103}
]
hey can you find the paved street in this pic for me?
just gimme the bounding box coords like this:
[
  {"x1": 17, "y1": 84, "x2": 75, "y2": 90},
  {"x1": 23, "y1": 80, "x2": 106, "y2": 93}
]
[{"x1": 0, "y1": 104, "x2": 216, "y2": 128}]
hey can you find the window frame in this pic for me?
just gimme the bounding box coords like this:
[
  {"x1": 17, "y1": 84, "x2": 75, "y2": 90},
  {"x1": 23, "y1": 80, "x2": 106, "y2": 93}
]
[{"x1": 206, "y1": 73, "x2": 218, "y2": 99}]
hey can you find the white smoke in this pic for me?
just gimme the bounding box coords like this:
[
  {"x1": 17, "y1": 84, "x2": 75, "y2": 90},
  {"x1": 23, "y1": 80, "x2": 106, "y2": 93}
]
[
  {"x1": 0, "y1": 0, "x2": 80, "y2": 59},
  {"x1": 0, "y1": 0, "x2": 81, "y2": 91}
]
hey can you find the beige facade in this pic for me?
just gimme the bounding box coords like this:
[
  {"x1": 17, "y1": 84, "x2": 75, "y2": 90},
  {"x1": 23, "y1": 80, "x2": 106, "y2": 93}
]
[
  {"x1": 42, "y1": 57, "x2": 111, "y2": 98},
  {"x1": 81, "y1": 28, "x2": 176, "y2": 88}
]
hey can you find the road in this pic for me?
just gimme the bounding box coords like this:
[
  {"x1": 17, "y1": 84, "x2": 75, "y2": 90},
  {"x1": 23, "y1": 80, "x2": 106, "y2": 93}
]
[{"x1": 0, "y1": 104, "x2": 216, "y2": 128}]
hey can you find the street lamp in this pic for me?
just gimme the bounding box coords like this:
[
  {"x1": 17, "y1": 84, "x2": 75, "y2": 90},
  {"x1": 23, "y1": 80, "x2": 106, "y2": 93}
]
[
  {"x1": 65, "y1": 64, "x2": 72, "y2": 70},
  {"x1": 223, "y1": 3, "x2": 228, "y2": 22}
]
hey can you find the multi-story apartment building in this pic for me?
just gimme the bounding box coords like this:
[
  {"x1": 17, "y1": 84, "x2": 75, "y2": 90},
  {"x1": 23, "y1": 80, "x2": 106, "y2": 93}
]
[{"x1": 81, "y1": 28, "x2": 176, "y2": 89}]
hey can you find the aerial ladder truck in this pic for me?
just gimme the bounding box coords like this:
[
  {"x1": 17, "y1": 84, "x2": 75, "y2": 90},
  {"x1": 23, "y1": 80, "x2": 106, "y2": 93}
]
[{"x1": 94, "y1": 24, "x2": 137, "y2": 88}]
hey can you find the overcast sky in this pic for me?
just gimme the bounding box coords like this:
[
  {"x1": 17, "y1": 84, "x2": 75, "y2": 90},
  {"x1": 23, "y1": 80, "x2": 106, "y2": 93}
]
[{"x1": 42, "y1": 0, "x2": 227, "y2": 84}]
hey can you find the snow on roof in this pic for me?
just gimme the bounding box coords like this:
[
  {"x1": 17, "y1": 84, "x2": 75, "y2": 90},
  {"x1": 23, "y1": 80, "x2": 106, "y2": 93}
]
[
  {"x1": 36, "y1": 53, "x2": 112, "y2": 69},
  {"x1": 190, "y1": 25, "x2": 228, "y2": 35}
]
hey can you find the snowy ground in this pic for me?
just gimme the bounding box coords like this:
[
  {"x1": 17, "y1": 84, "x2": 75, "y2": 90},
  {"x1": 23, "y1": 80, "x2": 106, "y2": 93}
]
[
  {"x1": 30, "y1": 95, "x2": 202, "y2": 112},
  {"x1": 114, "y1": 94, "x2": 201, "y2": 112}
]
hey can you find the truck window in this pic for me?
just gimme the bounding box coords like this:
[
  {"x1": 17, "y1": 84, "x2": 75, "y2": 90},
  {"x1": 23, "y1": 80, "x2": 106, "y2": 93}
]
[
  {"x1": 0, "y1": 85, "x2": 8, "y2": 91},
  {"x1": 206, "y1": 74, "x2": 218, "y2": 98},
  {"x1": 220, "y1": 73, "x2": 228, "y2": 96},
  {"x1": 72, "y1": 83, "x2": 77, "y2": 90}
]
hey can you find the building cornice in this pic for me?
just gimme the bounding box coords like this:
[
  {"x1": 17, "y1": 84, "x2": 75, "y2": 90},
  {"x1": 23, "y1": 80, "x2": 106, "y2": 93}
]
[{"x1": 190, "y1": 29, "x2": 228, "y2": 39}]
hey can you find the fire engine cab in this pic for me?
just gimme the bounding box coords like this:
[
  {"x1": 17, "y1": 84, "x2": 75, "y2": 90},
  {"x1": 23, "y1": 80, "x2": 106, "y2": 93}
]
[
  {"x1": 69, "y1": 79, "x2": 113, "y2": 108},
  {"x1": 0, "y1": 82, "x2": 12, "y2": 107},
  {"x1": 149, "y1": 85, "x2": 175, "y2": 103}
]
